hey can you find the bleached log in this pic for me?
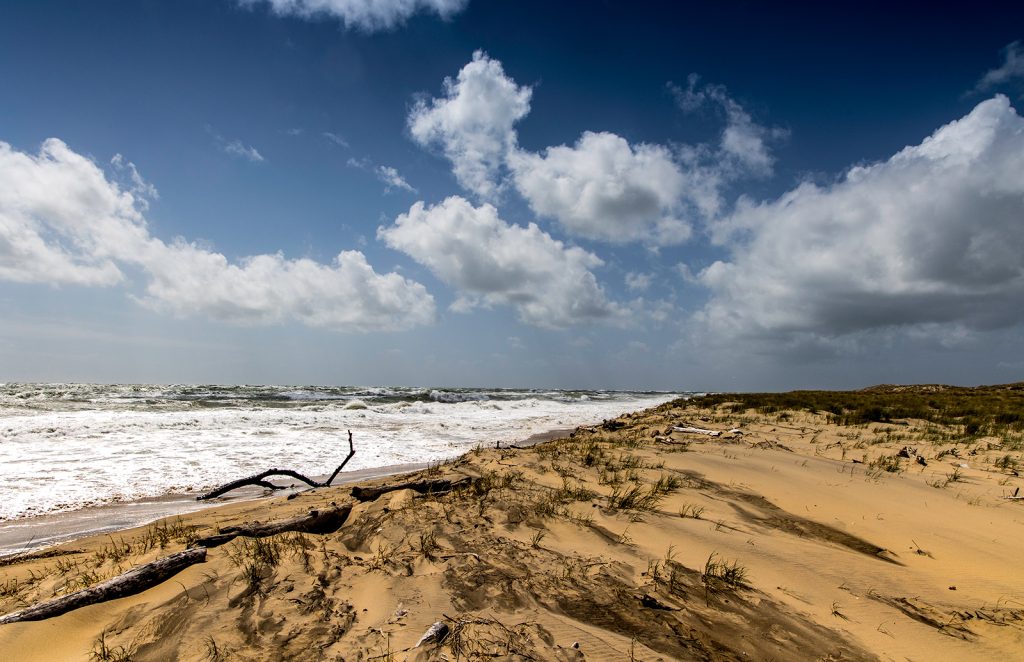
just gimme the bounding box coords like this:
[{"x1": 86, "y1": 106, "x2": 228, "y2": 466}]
[
  {"x1": 673, "y1": 426, "x2": 722, "y2": 437},
  {"x1": 0, "y1": 548, "x2": 206, "y2": 625}
]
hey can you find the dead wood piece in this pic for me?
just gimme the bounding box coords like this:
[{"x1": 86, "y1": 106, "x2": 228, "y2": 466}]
[
  {"x1": 193, "y1": 504, "x2": 354, "y2": 548},
  {"x1": 351, "y1": 476, "x2": 476, "y2": 502},
  {"x1": 0, "y1": 548, "x2": 206, "y2": 625},
  {"x1": 0, "y1": 548, "x2": 84, "y2": 568},
  {"x1": 197, "y1": 431, "x2": 355, "y2": 500},
  {"x1": 673, "y1": 426, "x2": 722, "y2": 437}
]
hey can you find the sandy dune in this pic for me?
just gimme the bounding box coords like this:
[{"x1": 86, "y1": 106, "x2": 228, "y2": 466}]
[{"x1": 1, "y1": 394, "x2": 1023, "y2": 660}]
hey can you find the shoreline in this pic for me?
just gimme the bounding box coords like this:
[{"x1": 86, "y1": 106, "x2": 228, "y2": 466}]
[
  {"x1": 3, "y1": 390, "x2": 1021, "y2": 660},
  {"x1": 0, "y1": 427, "x2": 574, "y2": 558}
]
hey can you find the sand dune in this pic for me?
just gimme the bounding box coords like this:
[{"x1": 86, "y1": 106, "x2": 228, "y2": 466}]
[{"x1": 2, "y1": 393, "x2": 1023, "y2": 660}]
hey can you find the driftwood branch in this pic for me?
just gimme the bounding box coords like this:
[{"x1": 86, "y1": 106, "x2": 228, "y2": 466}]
[
  {"x1": 0, "y1": 548, "x2": 206, "y2": 625},
  {"x1": 673, "y1": 426, "x2": 722, "y2": 437},
  {"x1": 197, "y1": 431, "x2": 356, "y2": 500},
  {"x1": 193, "y1": 505, "x2": 353, "y2": 548},
  {"x1": 351, "y1": 476, "x2": 477, "y2": 502}
]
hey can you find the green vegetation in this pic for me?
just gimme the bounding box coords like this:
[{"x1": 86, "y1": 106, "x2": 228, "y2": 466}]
[{"x1": 687, "y1": 383, "x2": 1024, "y2": 437}]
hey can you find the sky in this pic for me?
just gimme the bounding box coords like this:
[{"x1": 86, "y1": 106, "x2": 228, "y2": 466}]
[{"x1": 1, "y1": 1, "x2": 1023, "y2": 391}]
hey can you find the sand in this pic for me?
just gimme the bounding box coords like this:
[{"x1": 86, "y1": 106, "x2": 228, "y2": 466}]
[{"x1": 0, "y1": 400, "x2": 1022, "y2": 660}]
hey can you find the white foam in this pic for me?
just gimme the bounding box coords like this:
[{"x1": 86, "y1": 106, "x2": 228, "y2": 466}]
[{"x1": 0, "y1": 386, "x2": 678, "y2": 520}]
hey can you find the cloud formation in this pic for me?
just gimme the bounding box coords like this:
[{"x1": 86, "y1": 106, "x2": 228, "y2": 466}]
[
  {"x1": 347, "y1": 157, "x2": 417, "y2": 193},
  {"x1": 223, "y1": 139, "x2": 265, "y2": 163},
  {"x1": 696, "y1": 96, "x2": 1024, "y2": 348},
  {"x1": 509, "y1": 132, "x2": 692, "y2": 245},
  {"x1": 243, "y1": 0, "x2": 467, "y2": 31},
  {"x1": 379, "y1": 196, "x2": 625, "y2": 328},
  {"x1": 975, "y1": 41, "x2": 1024, "y2": 91},
  {"x1": 670, "y1": 74, "x2": 782, "y2": 177},
  {"x1": 408, "y1": 51, "x2": 532, "y2": 200},
  {"x1": 410, "y1": 54, "x2": 778, "y2": 247},
  {"x1": 0, "y1": 138, "x2": 435, "y2": 331}
]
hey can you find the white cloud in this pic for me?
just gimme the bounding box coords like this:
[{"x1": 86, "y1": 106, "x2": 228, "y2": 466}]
[
  {"x1": 696, "y1": 96, "x2": 1024, "y2": 348},
  {"x1": 624, "y1": 271, "x2": 653, "y2": 292},
  {"x1": 0, "y1": 137, "x2": 435, "y2": 332},
  {"x1": 347, "y1": 157, "x2": 416, "y2": 193},
  {"x1": 509, "y1": 132, "x2": 693, "y2": 245},
  {"x1": 0, "y1": 139, "x2": 139, "y2": 286},
  {"x1": 110, "y1": 154, "x2": 158, "y2": 207},
  {"x1": 669, "y1": 74, "x2": 783, "y2": 178},
  {"x1": 975, "y1": 41, "x2": 1024, "y2": 91},
  {"x1": 244, "y1": 0, "x2": 468, "y2": 31},
  {"x1": 375, "y1": 165, "x2": 416, "y2": 193},
  {"x1": 378, "y1": 196, "x2": 626, "y2": 328},
  {"x1": 223, "y1": 139, "x2": 265, "y2": 163},
  {"x1": 408, "y1": 50, "x2": 531, "y2": 200},
  {"x1": 410, "y1": 56, "x2": 779, "y2": 248},
  {"x1": 323, "y1": 131, "x2": 349, "y2": 148},
  {"x1": 137, "y1": 243, "x2": 434, "y2": 331}
]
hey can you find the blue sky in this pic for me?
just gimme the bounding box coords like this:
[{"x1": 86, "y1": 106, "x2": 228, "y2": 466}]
[{"x1": 1, "y1": 1, "x2": 1023, "y2": 390}]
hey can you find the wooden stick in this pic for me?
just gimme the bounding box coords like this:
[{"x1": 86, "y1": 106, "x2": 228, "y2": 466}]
[
  {"x1": 197, "y1": 431, "x2": 355, "y2": 500},
  {"x1": 0, "y1": 548, "x2": 206, "y2": 625},
  {"x1": 193, "y1": 505, "x2": 353, "y2": 548}
]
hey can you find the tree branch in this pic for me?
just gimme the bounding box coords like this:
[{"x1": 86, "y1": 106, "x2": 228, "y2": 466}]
[{"x1": 197, "y1": 431, "x2": 355, "y2": 501}]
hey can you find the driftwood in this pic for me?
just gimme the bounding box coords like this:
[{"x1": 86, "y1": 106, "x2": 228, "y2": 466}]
[
  {"x1": 0, "y1": 548, "x2": 206, "y2": 625},
  {"x1": 673, "y1": 426, "x2": 722, "y2": 437},
  {"x1": 351, "y1": 476, "x2": 476, "y2": 502},
  {"x1": 193, "y1": 505, "x2": 353, "y2": 548},
  {"x1": 197, "y1": 431, "x2": 355, "y2": 500}
]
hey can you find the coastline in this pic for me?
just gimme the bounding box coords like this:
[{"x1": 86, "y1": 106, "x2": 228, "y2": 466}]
[
  {"x1": 1, "y1": 394, "x2": 1022, "y2": 660},
  {"x1": 0, "y1": 427, "x2": 575, "y2": 558}
]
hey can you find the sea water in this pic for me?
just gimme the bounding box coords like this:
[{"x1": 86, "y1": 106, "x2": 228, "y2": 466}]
[{"x1": 0, "y1": 384, "x2": 680, "y2": 523}]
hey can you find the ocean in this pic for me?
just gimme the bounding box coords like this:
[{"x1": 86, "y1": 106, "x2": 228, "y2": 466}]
[{"x1": 0, "y1": 384, "x2": 681, "y2": 525}]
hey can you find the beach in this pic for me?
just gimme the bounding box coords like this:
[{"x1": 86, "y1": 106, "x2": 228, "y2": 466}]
[{"x1": 1, "y1": 388, "x2": 1023, "y2": 659}]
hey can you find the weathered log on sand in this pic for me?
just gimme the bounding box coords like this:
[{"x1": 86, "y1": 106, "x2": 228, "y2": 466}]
[
  {"x1": 673, "y1": 426, "x2": 722, "y2": 437},
  {"x1": 197, "y1": 431, "x2": 355, "y2": 500},
  {"x1": 0, "y1": 548, "x2": 206, "y2": 625},
  {"x1": 351, "y1": 476, "x2": 476, "y2": 502},
  {"x1": 193, "y1": 505, "x2": 353, "y2": 548}
]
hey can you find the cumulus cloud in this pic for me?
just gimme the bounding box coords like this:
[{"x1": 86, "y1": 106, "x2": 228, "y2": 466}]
[
  {"x1": 243, "y1": 0, "x2": 468, "y2": 31},
  {"x1": 509, "y1": 132, "x2": 693, "y2": 245},
  {"x1": 137, "y1": 243, "x2": 433, "y2": 331},
  {"x1": 695, "y1": 96, "x2": 1024, "y2": 348},
  {"x1": 410, "y1": 54, "x2": 780, "y2": 247},
  {"x1": 378, "y1": 196, "x2": 626, "y2": 328},
  {"x1": 975, "y1": 41, "x2": 1024, "y2": 91},
  {"x1": 0, "y1": 138, "x2": 435, "y2": 331},
  {"x1": 408, "y1": 50, "x2": 532, "y2": 200}
]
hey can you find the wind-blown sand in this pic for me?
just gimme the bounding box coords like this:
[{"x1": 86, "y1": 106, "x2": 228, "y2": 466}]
[{"x1": 1, "y1": 396, "x2": 1022, "y2": 660}]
